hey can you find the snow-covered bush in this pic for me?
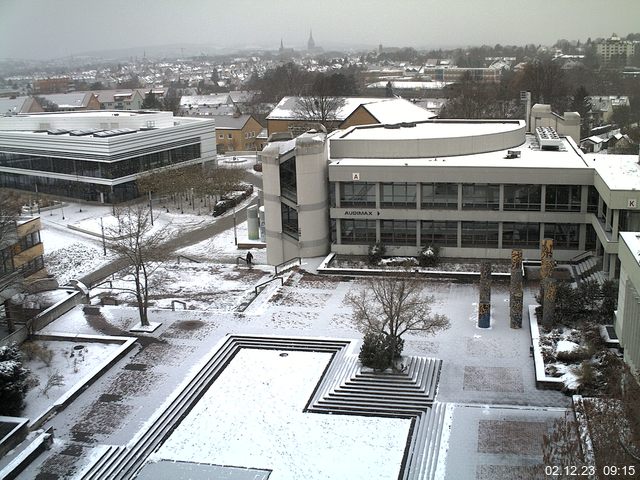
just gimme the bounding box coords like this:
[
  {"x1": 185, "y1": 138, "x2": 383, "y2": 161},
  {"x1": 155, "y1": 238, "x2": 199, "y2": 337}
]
[
  {"x1": 418, "y1": 245, "x2": 440, "y2": 267},
  {"x1": 0, "y1": 343, "x2": 30, "y2": 415}
]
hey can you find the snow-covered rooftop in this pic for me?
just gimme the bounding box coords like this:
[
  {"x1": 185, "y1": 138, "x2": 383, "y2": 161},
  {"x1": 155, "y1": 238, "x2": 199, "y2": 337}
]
[
  {"x1": 359, "y1": 99, "x2": 436, "y2": 124},
  {"x1": 592, "y1": 154, "x2": 640, "y2": 191},
  {"x1": 337, "y1": 119, "x2": 523, "y2": 141},
  {"x1": 267, "y1": 96, "x2": 413, "y2": 121},
  {"x1": 620, "y1": 232, "x2": 640, "y2": 266},
  {"x1": 330, "y1": 134, "x2": 590, "y2": 170}
]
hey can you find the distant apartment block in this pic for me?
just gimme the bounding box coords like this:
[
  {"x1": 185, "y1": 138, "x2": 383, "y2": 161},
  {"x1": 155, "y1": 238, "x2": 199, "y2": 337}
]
[
  {"x1": 32, "y1": 77, "x2": 72, "y2": 94},
  {"x1": 596, "y1": 34, "x2": 638, "y2": 65}
]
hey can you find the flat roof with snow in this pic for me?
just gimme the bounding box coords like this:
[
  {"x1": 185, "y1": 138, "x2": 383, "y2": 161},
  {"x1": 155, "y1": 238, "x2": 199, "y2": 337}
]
[
  {"x1": 592, "y1": 154, "x2": 640, "y2": 191},
  {"x1": 338, "y1": 119, "x2": 525, "y2": 141},
  {"x1": 330, "y1": 135, "x2": 589, "y2": 170}
]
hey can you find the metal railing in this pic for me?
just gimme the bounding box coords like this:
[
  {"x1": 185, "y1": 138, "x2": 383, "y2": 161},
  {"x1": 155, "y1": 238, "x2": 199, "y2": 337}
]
[
  {"x1": 176, "y1": 255, "x2": 201, "y2": 264},
  {"x1": 254, "y1": 276, "x2": 284, "y2": 295},
  {"x1": 274, "y1": 257, "x2": 301, "y2": 276}
]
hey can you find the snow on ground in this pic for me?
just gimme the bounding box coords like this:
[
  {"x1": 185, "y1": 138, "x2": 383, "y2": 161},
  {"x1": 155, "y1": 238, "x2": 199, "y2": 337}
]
[
  {"x1": 21, "y1": 340, "x2": 121, "y2": 420},
  {"x1": 177, "y1": 218, "x2": 267, "y2": 264},
  {"x1": 96, "y1": 261, "x2": 271, "y2": 311},
  {"x1": 152, "y1": 349, "x2": 410, "y2": 480}
]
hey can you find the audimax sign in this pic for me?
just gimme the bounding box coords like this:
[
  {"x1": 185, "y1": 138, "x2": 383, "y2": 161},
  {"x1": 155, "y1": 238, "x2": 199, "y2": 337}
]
[{"x1": 344, "y1": 210, "x2": 380, "y2": 216}]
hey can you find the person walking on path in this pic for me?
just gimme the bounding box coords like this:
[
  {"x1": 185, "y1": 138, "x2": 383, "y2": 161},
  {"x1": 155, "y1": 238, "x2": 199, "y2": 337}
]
[{"x1": 245, "y1": 250, "x2": 253, "y2": 267}]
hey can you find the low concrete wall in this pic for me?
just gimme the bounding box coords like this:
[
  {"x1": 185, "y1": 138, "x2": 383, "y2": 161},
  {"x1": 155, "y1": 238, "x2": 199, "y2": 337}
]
[
  {"x1": 0, "y1": 416, "x2": 29, "y2": 458},
  {"x1": 0, "y1": 429, "x2": 52, "y2": 480},
  {"x1": 28, "y1": 333, "x2": 137, "y2": 431},
  {"x1": 29, "y1": 289, "x2": 88, "y2": 333},
  {"x1": 0, "y1": 326, "x2": 29, "y2": 348},
  {"x1": 528, "y1": 305, "x2": 564, "y2": 390}
]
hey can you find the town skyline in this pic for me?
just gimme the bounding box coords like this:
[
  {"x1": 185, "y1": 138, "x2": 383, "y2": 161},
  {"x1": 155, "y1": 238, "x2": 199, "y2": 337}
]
[{"x1": 1, "y1": 0, "x2": 639, "y2": 60}]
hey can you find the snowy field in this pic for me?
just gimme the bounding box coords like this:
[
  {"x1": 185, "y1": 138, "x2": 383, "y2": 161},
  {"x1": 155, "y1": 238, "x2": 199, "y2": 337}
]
[
  {"x1": 152, "y1": 349, "x2": 411, "y2": 480},
  {"x1": 21, "y1": 340, "x2": 121, "y2": 420}
]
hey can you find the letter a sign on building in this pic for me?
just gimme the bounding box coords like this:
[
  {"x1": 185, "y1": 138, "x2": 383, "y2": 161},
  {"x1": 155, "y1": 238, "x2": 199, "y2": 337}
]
[{"x1": 352, "y1": 172, "x2": 360, "y2": 181}]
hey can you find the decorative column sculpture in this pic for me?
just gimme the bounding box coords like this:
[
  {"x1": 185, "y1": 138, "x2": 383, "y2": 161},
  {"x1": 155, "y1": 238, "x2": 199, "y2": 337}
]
[
  {"x1": 510, "y1": 249, "x2": 523, "y2": 329},
  {"x1": 539, "y1": 238, "x2": 554, "y2": 298},
  {"x1": 478, "y1": 262, "x2": 491, "y2": 328},
  {"x1": 542, "y1": 278, "x2": 557, "y2": 328}
]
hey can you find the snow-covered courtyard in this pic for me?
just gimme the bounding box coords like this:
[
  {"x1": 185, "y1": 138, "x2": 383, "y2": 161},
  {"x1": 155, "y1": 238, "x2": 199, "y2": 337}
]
[
  {"x1": 2, "y1": 187, "x2": 571, "y2": 479},
  {"x1": 151, "y1": 349, "x2": 411, "y2": 480}
]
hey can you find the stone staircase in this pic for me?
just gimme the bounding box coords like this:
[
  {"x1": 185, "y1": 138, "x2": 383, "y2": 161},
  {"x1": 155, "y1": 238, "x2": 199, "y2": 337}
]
[
  {"x1": 572, "y1": 255, "x2": 606, "y2": 286},
  {"x1": 79, "y1": 335, "x2": 447, "y2": 480}
]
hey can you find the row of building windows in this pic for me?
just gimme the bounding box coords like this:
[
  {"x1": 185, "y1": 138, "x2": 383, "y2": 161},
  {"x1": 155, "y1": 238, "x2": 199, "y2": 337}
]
[
  {"x1": 0, "y1": 172, "x2": 139, "y2": 203},
  {"x1": 335, "y1": 182, "x2": 599, "y2": 213},
  {"x1": 338, "y1": 219, "x2": 593, "y2": 250},
  {"x1": 0, "y1": 144, "x2": 201, "y2": 180}
]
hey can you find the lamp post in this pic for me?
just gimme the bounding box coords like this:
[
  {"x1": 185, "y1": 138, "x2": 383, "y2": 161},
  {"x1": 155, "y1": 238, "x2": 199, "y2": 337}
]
[
  {"x1": 100, "y1": 217, "x2": 107, "y2": 256},
  {"x1": 233, "y1": 200, "x2": 238, "y2": 245},
  {"x1": 148, "y1": 191, "x2": 154, "y2": 226}
]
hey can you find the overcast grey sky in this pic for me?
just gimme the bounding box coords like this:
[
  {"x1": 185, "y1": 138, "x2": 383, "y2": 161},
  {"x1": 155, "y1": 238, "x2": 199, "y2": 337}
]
[{"x1": 1, "y1": 0, "x2": 639, "y2": 60}]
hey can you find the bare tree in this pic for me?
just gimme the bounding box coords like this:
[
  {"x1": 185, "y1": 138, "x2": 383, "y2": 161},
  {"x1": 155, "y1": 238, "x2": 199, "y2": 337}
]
[
  {"x1": 346, "y1": 274, "x2": 450, "y2": 368},
  {"x1": 0, "y1": 191, "x2": 25, "y2": 331},
  {"x1": 107, "y1": 204, "x2": 168, "y2": 326},
  {"x1": 137, "y1": 164, "x2": 246, "y2": 214},
  {"x1": 294, "y1": 95, "x2": 345, "y2": 132}
]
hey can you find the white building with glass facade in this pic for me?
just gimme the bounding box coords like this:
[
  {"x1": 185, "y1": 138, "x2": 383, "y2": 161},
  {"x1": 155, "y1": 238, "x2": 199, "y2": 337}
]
[
  {"x1": 261, "y1": 117, "x2": 640, "y2": 282},
  {"x1": 0, "y1": 110, "x2": 216, "y2": 203}
]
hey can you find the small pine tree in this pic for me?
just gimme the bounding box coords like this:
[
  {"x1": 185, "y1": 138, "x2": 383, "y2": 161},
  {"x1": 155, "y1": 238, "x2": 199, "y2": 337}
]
[
  {"x1": 367, "y1": 242, "x2": 386, "y2": 266},
  {"x1": 0, "y1": 343, "x2": 30, "y2": 416},
  {"x1": 418, "y1": 245, "x2": 440, "y2": 267},
  {"x1": 359, "y1": 331, "x2": 405, "y2": 371}
]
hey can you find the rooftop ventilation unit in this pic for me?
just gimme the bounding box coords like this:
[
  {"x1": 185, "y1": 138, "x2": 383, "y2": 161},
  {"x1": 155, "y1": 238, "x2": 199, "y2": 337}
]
[
  {"x1": 505, "y1": 150, "x2": 521, "y2": 159},
  {"x1": 69, "y1": 128, "x2": 102, "y2": 136},
  {"x1": 535, "y1": 126, "x2": 563, "y2": 150},
  {"x1": 93, "y1": 128, "x2": 137, "y2": 138}
]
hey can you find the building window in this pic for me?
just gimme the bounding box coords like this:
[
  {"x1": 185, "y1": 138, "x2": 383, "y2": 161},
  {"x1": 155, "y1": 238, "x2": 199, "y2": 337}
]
[
  {"x1": 502, "y1": 222, "x2": 540, "y2": 248},
  {"x1": 421, "y1": 183, "x2": 458, "y2": 209},
  {"x1": 585, "y1": 224, "x2": 597, "y2": 250},
  {"x1": 587, "y1": 186, "x2": 599, "y2": 213},
  {"x1": 545, "y1": 223, "x2": 580, "y2": 249},
  {"x1": 218, "y1": 134, "x2": 223, "y2": 139},
  {"x1": 462, "y1": 184, "x2": 500, "y2": 210},
  {"x1": 20, "y1": 255, "x2": 44, "y2": 276},
  {"x1": 19, "y1": 231, "x2": 41, "y2": 251},
  {"x1": 340, "y1": 219, "x2": 376, "y2": 244},
  {"x1": 340, "y1": 182, "x2": 376, "y2": 208},
  {"x1": 281, "y1": 203, "x2": 298, "y2": 239},
  {"x1": 381, "y1": 183, "x2": 416, "y2": 208},
  {"x1": 279, "y1": 156, "x2": 297, "y2": 202},
  {"x1": 380, "y1": 220, "x2": 416, "y2": 246},
  {"x1": 545, "y1": 185, "x2": 582, "y2": 212},
  {"x1": 420, "y1": 220, "x2": 457, "y2": 247},
  {"x1": 503, "y1": 185, "x2": 541, "y2": 211},
  {"x1": 329, "y1": 182, "x2": 336, "y2": 208},
  {"x1": 461, "y1": 222, "x2": 499, "y2": 247},
  {"x1": 227, "y1": 133, "x2": 233, "y2": 139}
]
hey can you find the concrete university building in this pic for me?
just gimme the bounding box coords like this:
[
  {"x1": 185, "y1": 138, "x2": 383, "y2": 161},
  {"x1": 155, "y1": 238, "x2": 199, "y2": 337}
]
[
  {"x1": 261, "y1": 112, "x2": 640, "y2": 371},
  {"x1": 0, "y1": 110, "x2": 216, "y2": 203}
]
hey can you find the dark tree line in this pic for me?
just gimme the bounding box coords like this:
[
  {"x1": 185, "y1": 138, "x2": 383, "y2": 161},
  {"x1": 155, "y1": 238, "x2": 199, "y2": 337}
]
[{"x1": 247, "y1": 62, "x2": 358, "y2": 103}]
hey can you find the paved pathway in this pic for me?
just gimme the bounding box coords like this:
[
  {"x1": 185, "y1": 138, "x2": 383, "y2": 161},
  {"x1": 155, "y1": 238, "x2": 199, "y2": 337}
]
[{"x1": 79, "y1": 167, "x2": 261, "y2": 287}]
